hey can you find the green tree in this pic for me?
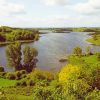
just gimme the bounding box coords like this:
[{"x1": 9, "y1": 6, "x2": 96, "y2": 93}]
[
  {"x1": 86, "y1": 46, "x2": 92, "y2": 55},
  {"x1": 0, "y1": 33, "x2": 6, "y2": 42},
  {"x1": 23, "y1": 46, "x2": 38, "y2": 73},
  {"x1": 93, "y1": 35, "x2": 97, "y2": 40},
  {"x1": 97, "y1": 53, "x2": 100, "y2": 61},
  {"x1": 6, "y1": 42, "x2": 22, "y2": 71},
  {"x1": 0, "y1": 67, "x2": 4, "y2": 72},
  {"x1": 73, "y1": 46, "x2": 82, "y2": 56}
]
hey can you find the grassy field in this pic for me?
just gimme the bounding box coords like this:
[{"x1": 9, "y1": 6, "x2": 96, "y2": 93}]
[
  {"x1": 87, "y1": 35, "x2": 100, "y2": 46},
  {"x1": 69, "y1": 54, "x2": 100, "y2": 65},
  {"x1": 0, "y1": 78, "x2": 17, "y2": 87},
  {"x1": 3, "y1": 94, "x2": 33, "y2": 100}
]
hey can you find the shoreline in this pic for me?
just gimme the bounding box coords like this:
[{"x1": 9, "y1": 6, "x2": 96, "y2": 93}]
[
  {"x1": 0, "y1": 40, "x2": 34, "y2": 47},
  {"x1": 87, "y1": 38, "x2": 100, "y2": 46}
]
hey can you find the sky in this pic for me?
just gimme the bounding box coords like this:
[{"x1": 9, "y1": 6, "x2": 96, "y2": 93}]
[{"x1": 0, "y1": 0, "x2": 100, "y2": 27}]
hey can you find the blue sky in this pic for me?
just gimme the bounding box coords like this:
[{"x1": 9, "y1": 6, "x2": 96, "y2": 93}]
[{"x1": 0, "y1": 0, "x2": 100, "y2": 27}]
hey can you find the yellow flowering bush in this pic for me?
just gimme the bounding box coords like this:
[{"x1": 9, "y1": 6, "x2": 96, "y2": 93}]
[{"x1": 59, "y1": 64, "x2": 80, "y2": 82}]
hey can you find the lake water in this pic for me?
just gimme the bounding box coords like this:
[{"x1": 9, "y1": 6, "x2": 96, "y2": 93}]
[{"x1": 0, "y1": 32, "x2": 100, "y2": 72}]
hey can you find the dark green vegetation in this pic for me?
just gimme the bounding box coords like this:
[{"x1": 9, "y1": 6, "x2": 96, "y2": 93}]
[
  {"x1": 0, "y1": 26, "x2": 39, "y2": 46},
  {"x1": 0, "y1": 45, "x2": 100, "y2": 100},
  {"x1": 6, "y1": 42, "x2": 38, "y2": 72}
]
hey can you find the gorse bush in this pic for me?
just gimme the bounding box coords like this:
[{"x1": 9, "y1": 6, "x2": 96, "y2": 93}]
[{"x1": 59, "y1": 64, "x2": 80, "y2": 82}]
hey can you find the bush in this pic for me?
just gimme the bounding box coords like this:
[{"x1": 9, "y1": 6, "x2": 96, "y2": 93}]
[
  {"x1": 85, "y1": 89, "x2": 100, "y2": 100},
  {"x1": 73, "y1": 47, "x2": 82, "y2": 56},
  {"x1": 0, "y1": 72, "x2": 6, "y2": 78},
  {"x1": 20, "y1": 70, "x2": 27, "y2": 74},
  {"x1": 97, "y1": 53, "x2": 100, "y2": 61},
  {"x1": 29, "y1": 69, "x2": 54, "y2": 81},
  {"x1": 59, "y1": 64, "x2": 80, "y2": 82},
  {"x1": 27, "y1": 79, "x2": 35, "y2": 86},
  {"x1": 0, "y1": 67, "x2": 4, "y2": 72},
  {"x1": 15, "y1": 71, "x2": 22, "y2": 80},
  {"x1": 6, "y1": 72, "x2": 16, "y2": 80}
]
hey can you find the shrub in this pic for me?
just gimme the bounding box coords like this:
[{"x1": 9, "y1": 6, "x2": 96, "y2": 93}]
[
  {"x1": 15, "y1": 71, "x2": 22, "y2": 80},
  {"x1": 97, "y1": 53, "x2": 100, "y2": 61},
  {"x1": 27, "y1": 79, "x2": 35, "y2": 86},
  {"x1": 20, "y1": 70, "x2": 27, "y2": 74},
  {"x1": 29, "y1": 69, "x2": 54, "y2": 81},
  {"x1": 0, "y1": 72, "x2": 6, "y2": 78},
  {"x1": 85, "y1": 89, "x2": 100, "y2": 100},
  {"x1": 73, "y1": 47, "x2": 82, "y2": 56},
  {"x1": 6, "y1": 72, "x2": 16, "y2": 80},
  {"x1": 59, "y1": 64, "x2": 80, "y2": 83},
  {"x1": 0, "y1": 67, "x2": 4, "y2": 72}
]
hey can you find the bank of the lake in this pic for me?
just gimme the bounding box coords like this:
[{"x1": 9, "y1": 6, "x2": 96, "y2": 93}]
[
  {"x1": 0, "y1": 40, "x2": 35, "y2": 46},
  {"x1": 87, "y1": 37, "x2": 100, "y2": 46}
]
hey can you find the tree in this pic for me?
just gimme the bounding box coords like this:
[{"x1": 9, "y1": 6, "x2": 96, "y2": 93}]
[
  {"x1": 23, "y1": 46, "x2": 38, "y2": 73},
  {"x1": 0, "y1": 67, "x2": 4, "y2": 72},
  {"x1": 0, "y1": 33, "x2": 6, "y2": 42},
  {"x1": 86, "y1": 46, "x2": 92, "y2": 55},
  {"x1": 97, "y1": 53, "x2": 100, "y2": 61},
  {"x1": 93, "y1": 35, "x2": 97, "y2": 41},
  {"x1": 73, "y1": 46, "x2": 82, "y2": 56},
  {"x1": 6, "y1": 42, "x2": 22, "y2": 71}
]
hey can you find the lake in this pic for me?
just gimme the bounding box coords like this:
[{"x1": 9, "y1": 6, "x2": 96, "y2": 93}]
[{"x1": 0, "y1": 32, "x2": 100, "y2": 72}]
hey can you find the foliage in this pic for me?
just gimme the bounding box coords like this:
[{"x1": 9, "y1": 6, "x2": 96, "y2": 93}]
[
  {"x1": 6, "y1": 72, "x2": 16, "y2": 80},
  {"x1": 6, "y1": 43, "x2": 38, "y2": 72},
  {"x1": 85, "y1": 89, "x2": 100, "y2": 100},
  {"x1": 86, "y1": 46, "x2": 93, "y2": 55},
  {"x1": 23, "y1": 46, "x2": 38, "y2": 73},
  {"x1": 59, "y1": 64, "x2": 80, "y2": 82},
  {"x1": 97, "y1": 53, "x2": 100, "y2": 61},
  {"x1": 0, "y1": 26, "x2": 40, "y2": 43},
  {"x1": 73, "y1": 46, "x2": 82, "y2": 56},
  {"x1": 0, "y1": 67, "x2": 4, "y2": 72},
  {"x1": 6, "y1": 42, "x2": 22, "y2": 71}
]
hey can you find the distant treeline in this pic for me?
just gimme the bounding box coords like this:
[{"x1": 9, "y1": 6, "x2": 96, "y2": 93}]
[{"x1": 33, "y1": 27, "x2": 100, "y2": 33}]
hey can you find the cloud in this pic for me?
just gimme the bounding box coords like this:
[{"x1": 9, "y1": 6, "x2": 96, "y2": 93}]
[
  {"x1": 11, "y1": 14, "x2": 100, "y2": 27},
  {"x1": 0, "y1": 0, "x2": 25, "y2": 16},
  {"x1": 74, "y1": 0, "x2": 100, "y2": 15},
  {"x1": 43, "y1": 0, "x2": 69, "y2": 6}
]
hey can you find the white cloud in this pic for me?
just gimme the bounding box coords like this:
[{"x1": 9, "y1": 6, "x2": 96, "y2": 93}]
[
  {"x1": 0, "y1": 0, "x2": 25, "y2": 16},
  {"x1": 43, "y1": 0, "x2": 69, "y2": 6},
  {"x1": 11, "y1": 14, "x2": 100, "y2": 27},
  {"x1": 74, "y1": 0, "x2": 100, "y2": 15}
]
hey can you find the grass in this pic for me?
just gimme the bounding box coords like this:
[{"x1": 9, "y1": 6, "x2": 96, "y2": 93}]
[
  {"x1": 87, "y1": 35, "x2": 100, "y2": 46},
  {"x1": 69, "y1": 54, "x2": 100, "y2": 65},
  {"x1": 87, "y1": 38, "x2": 100, "y2": 45},
  {"x1": 0, "y1": 86, "x2": 34, "y2": 100},
  {"x1": 82, "y1": 55, "x2": 99, "y2": 64},
  {"x1": 3, "y1": 94, "x2": 33, "y2": 100},
  {"x1": 0, "y1": 78, "x2": 17, "y2": 87}
]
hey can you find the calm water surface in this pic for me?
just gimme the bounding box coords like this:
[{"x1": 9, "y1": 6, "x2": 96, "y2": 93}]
[{"x1": 0, "y1": 32, "x2": 100, "y2": 71}]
